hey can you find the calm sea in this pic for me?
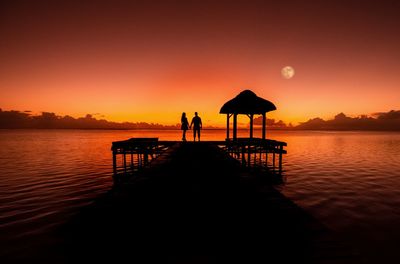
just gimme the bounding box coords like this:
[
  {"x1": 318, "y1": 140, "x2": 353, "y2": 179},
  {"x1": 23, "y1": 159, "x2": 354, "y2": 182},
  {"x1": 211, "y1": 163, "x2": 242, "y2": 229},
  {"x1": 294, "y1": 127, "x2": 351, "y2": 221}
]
[{"x1": 1, "y1": 129, "x2": 400, "y2": 262}]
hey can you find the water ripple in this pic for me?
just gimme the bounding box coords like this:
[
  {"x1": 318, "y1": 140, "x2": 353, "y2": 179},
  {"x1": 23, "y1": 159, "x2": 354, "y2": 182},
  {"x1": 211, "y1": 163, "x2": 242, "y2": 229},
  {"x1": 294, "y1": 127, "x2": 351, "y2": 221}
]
[{"x1": 1, "y1": 130, "x2": 400, "y2": 262}]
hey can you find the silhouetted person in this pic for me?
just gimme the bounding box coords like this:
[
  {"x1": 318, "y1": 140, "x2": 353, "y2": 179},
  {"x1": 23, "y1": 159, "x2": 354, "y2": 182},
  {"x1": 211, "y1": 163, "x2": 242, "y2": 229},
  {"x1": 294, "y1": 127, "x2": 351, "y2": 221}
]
[
  {"x1": 190, "y1": 112, "x2": 202, "y2": 141},
  {"x1": 181, "y1": 112, "x2": 189, "y2": 141}
]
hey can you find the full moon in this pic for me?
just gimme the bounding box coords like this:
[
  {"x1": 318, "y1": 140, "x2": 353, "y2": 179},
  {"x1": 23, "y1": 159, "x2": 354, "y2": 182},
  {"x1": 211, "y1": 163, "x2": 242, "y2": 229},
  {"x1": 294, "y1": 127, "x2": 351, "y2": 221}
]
[{"x1": 281, "y1": 66, "x2": 295, "y2": 79}]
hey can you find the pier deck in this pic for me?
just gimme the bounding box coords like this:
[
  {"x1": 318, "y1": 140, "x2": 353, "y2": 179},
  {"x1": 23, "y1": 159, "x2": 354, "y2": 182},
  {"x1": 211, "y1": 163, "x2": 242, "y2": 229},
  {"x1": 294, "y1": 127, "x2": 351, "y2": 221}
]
[{"x1": 63, "y1": 142, "x2": 357, "y2": 263}]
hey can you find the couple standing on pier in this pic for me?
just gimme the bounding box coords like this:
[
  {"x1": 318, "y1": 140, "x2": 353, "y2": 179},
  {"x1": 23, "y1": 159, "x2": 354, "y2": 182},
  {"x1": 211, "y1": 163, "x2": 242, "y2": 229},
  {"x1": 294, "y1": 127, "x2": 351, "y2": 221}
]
[{"x1": 181, "y1": 112, "x2": 202, "y2": 142}]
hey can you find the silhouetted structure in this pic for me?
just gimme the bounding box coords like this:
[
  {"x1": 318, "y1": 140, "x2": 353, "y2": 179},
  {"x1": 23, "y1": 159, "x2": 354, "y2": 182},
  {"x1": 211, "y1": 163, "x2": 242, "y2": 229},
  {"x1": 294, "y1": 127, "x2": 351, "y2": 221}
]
[
  {"x1": 64, "y1": 141, "x2": 357, "y2": 263},
  {"x1": 111, "y1": 91, "x2": 287, "y2": 179},
  {"x1": 219, "y1": 90, "x2": 286, "y2": 173},
  {"x1": 220, "y1": 90, "x2": 276, "y2": 140},
  {"x1": 111, "y1": 138, "x2": 175, "y2": 183}
]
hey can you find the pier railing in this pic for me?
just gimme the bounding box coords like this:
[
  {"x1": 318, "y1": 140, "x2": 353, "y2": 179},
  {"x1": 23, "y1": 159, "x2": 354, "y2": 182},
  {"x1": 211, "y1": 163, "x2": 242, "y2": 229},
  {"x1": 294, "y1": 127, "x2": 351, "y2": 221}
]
[
  {"x1": 221, "y1": 138, "x2": 287, "y2": 174},
  {"x1": 111, "y1": 137, "x2": 287, "y2": 183},
  {"x1": 111, "y1": 138, "x2": 174, "y2": 182}
]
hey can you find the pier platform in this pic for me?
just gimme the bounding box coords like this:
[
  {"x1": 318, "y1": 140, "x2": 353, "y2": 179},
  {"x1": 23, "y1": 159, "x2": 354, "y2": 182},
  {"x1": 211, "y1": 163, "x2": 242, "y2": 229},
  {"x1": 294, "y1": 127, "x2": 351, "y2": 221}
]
[{"x1": 62, "y1": 141, "x2": 357, "y2": 263}]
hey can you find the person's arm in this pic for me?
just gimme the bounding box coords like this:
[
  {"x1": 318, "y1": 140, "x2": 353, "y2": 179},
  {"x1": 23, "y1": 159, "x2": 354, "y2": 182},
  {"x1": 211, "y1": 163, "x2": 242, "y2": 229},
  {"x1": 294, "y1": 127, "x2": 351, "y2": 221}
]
[
  {"x1": 200, "y1": 118, "x2": 202, "y2": 129},
  {"x1": 190, "y1": 118, "x2": 193, "y2": 128}
]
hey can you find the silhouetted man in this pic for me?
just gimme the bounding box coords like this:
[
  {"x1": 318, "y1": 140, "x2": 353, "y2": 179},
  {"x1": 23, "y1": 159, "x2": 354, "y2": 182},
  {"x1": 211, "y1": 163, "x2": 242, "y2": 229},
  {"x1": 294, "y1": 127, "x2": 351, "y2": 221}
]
[{"x1": 190, "y1": 112, "x2": 202, "y2": 141}]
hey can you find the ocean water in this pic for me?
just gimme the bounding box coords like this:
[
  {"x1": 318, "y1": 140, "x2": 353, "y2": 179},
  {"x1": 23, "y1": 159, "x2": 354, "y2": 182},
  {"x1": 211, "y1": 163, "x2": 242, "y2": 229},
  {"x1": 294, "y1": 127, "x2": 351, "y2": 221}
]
[{"x1": 1, "y1": 129, "x2": 400, "y2": 262}]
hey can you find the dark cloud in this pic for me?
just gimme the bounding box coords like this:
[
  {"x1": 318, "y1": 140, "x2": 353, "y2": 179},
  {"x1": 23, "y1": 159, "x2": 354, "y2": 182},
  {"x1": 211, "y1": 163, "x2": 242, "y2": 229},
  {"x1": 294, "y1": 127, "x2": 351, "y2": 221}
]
[
  {"x1": 373, "y1": 110, "x2": 400, "y2": 120},
  {"x1": 0, "y1": 109, "x2": 180, "y2": 129},
  {"x1": 253, "y1": 116, "x2": 289, "y2": 129},
  {"x1": 1, "y1": 108, "x2": 400, "y2": 130},
  {"x1": 296, "y1": 110, "x2": 400, "y2": 130}
]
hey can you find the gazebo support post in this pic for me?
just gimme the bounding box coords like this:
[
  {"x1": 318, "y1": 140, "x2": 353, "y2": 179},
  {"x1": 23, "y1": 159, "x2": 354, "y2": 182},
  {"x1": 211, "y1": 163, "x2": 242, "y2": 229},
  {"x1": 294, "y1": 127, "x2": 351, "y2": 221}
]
[
  {"x1": 219, "y1": 90, "x2": 286, "y2": 175},
  {"x1": 233, "y1": 113, "x2": 237, "y2": 140},
  {"x1": 279, "y1": 145, "x2": 283, "y2": 174},
  {"x1": 249, "y1": 114, "x2": 254, "y2": 139},
  {"x1": 226, "y1": 114, "x2": 230, "y2": 140},
  {"x1": 262, "y1": 113, "x2": 266, "y2": 140}
]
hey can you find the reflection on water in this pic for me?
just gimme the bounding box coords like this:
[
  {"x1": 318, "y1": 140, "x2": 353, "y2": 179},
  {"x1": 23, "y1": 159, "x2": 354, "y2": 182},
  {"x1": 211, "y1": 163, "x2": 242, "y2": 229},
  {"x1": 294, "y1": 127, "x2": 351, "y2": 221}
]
[
  {"x1": 275, "y1": 131, "x2": 400, "y2": 262},
  {"x1": 1, "y1": 129, "x2": 400, "y2": 262}
]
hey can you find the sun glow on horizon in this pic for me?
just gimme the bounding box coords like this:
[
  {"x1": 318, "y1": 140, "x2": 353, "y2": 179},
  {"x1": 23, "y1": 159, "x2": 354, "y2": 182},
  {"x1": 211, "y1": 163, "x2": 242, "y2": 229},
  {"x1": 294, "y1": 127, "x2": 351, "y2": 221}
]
[{"x1": 1, "y1": 1, "x2": 399, "y2": 127}]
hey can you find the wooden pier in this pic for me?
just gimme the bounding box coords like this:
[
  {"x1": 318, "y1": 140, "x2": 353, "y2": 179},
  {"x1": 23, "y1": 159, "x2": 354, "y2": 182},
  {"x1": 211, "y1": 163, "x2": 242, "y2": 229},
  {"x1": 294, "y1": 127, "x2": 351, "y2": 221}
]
[
  {"x1": 111, "y1": 138, "x2": 175, "y2": 183},
  {"x1": 111, "y1": 138, "x2": 287, "y2": 183},
  {"x1": 223, "y1": 138, "x2": 287, "y2": 173},
  {"x1": 62, "y1": 139, "x2": 357, "y2": 263}
]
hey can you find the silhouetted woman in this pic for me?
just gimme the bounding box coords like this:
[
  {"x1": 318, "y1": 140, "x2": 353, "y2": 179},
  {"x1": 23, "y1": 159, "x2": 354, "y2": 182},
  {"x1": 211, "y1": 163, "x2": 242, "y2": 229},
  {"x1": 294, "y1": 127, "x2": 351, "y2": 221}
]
[{"x1": 181, "y1": 112, "x2": 189, "y2": 141}]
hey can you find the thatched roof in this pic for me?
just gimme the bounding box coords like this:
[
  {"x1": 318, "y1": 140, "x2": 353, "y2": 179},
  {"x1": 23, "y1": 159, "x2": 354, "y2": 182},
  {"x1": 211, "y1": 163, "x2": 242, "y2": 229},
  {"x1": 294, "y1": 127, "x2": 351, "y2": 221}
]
[{"x1": 219, "y1": 90, "x2": 276, "y2": 114}]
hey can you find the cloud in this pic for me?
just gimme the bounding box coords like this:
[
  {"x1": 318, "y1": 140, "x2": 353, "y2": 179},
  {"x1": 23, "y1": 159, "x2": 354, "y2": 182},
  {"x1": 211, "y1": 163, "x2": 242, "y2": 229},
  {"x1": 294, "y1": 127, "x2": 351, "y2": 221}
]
[
  {"x1": 0, "y1": 109, "x2": 180, "y2": 129},
  {"x1": 296, "y1": 110, "x2": 400, "y2": 130},
  {"x1": 1, "y1": 108, "x2": 400, "y2": 131},
  {"x1": 253, "y1": 116, "x2": 289, "y2": 129},
  {"x1": 373, "y1": 110, "x2": 400, "y2": 120}
]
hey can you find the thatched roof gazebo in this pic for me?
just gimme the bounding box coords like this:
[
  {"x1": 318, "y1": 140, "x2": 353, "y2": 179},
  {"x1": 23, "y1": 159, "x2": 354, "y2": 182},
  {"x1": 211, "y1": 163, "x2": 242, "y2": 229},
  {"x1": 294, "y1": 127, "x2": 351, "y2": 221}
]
[{"x1": 220, "y1": 90, "x2": 276, "y2": 140}]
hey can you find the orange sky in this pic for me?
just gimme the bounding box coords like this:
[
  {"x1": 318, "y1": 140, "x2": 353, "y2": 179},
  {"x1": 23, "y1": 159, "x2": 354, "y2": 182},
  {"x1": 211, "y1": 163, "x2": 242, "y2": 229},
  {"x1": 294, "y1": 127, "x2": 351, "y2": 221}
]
[{"x1": 1, "y1": 0, "x2": 399, "y2": 126}]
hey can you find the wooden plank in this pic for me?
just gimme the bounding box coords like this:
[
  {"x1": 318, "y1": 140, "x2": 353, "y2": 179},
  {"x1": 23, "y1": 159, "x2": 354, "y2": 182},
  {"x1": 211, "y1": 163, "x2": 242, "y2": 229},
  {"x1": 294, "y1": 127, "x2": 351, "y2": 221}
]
[{"x1": 64, "y1": 142, "x2": 355, "y2": 264}]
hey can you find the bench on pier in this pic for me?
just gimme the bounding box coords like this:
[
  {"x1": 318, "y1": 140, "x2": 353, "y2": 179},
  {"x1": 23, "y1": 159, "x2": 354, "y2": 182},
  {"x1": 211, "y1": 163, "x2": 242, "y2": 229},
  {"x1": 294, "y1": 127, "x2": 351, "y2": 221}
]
[
  {"x1": 223, "y1": 138, "x2": 287, "y2": 174},
  {"x1": 111, "y1": 138, "x2": 173, "y2": 182}
]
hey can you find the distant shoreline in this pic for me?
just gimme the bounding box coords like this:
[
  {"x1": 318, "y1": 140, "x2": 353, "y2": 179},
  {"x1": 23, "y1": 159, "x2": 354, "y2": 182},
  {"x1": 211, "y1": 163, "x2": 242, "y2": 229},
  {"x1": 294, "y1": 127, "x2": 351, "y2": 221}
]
[
  {"x1": 1, "y1": 109, "x2": 399, "y2": 131},
  {"x1": 1, "y1": 128, "x2": 400, "y2": 132}
]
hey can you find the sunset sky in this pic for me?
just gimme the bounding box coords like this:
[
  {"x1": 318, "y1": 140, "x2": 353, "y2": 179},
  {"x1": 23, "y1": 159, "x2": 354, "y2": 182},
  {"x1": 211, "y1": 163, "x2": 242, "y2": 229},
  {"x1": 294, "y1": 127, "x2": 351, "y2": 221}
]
[{"x1": 1, "y1": 0, "x2": 399, "y2": 126}]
